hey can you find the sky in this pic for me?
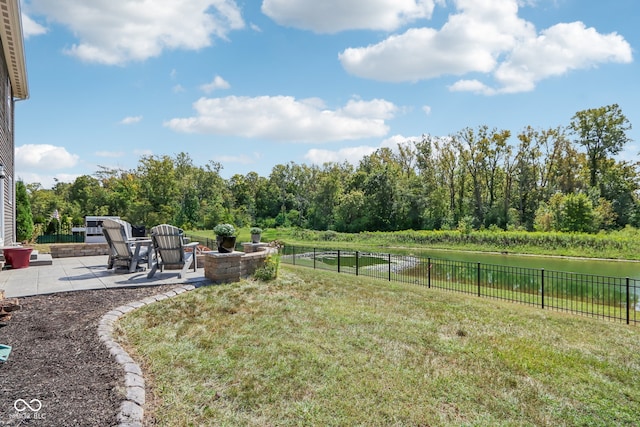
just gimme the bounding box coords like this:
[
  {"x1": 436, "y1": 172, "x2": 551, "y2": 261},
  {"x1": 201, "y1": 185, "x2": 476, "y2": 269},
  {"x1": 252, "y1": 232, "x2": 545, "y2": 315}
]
[{"x1": 14, "y1": 0, "x2": 639, "y2": 189}]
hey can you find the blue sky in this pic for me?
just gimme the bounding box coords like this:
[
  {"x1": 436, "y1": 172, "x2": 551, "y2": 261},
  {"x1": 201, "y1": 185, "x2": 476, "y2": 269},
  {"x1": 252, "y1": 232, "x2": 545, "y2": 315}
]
[{"x1": 14, "y1": 0, "x2": 638, "y2": 189}]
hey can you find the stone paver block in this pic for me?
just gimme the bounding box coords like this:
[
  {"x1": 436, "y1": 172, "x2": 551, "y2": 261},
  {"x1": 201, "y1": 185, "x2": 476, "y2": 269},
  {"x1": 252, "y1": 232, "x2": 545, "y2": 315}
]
[
  {"x1": 123, "y1": 362, "x2": 143, "y2": 376},
  {"x1": 125, "y1": 372, "x2": 145, "y2": 388},
  {"x1": 126, "y1": 386, "x2": 146, "y2": 406},
  {"x1": 118, "y1": 400, "x2": 144, "y2": 424}
]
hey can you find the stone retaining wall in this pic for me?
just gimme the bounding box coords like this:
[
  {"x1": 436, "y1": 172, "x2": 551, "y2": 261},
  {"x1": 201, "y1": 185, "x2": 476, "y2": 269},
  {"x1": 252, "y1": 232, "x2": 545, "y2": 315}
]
[
  {"x1": 203, "y1": 247, "x2": 276, "y2": 283},
  {"x1": 50, "y1": 243, "x2": 110, "y2": 258}
]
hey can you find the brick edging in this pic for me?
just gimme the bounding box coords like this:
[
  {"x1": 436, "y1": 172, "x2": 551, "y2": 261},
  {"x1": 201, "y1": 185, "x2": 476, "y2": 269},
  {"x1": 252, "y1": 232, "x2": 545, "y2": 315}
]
[{"x1": 97, "y1": 284, "x2": 201, "y2": 427}]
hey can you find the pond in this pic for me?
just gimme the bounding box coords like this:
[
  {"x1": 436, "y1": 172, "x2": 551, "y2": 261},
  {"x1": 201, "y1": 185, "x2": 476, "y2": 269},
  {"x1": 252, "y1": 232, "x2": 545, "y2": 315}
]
[{"x1": 409, "y1": 248, "x2": 640, "y2": 280}]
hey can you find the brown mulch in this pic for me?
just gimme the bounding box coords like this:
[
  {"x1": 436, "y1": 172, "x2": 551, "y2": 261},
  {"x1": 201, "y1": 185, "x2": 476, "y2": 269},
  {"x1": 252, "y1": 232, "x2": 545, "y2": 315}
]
[{"x1": 0, "y1": 284, "x2": 182, "y2": 426}]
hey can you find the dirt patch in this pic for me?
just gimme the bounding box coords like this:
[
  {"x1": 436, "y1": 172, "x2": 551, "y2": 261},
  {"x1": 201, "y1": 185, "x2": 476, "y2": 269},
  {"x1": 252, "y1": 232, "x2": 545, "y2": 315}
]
[{"x1": 0, "y1": 285, "x2": 182, "y2": 426}]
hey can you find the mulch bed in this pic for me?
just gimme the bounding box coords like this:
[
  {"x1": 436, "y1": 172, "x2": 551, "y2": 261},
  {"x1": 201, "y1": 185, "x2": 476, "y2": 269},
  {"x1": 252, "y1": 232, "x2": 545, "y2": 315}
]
[{"x1": 0, "y1": 284, "x2": 181, "y2": 426}]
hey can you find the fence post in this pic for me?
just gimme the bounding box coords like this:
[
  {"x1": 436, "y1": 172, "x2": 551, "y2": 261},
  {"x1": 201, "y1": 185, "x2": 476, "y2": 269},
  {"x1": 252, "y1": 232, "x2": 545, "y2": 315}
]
[
  {"x1": 292, "y1": 246, "x2": 296, "y2": 265},
  {"x1": 356, "y1": 251, "x2": 359, "y2": 276},
  {"x1": 477, "y1": 262, "x2": 481, "y2": 297},
  {"x1": 627, "y1": 277, "x2": 630, "y2": 325},
  {"x1": 428, "y1": 257, "x2": 431, "y2": 289},
  {"x1": 313, "y1": 248, "x2": 316, "y2": 269},
  {"x1": 541, "y1": 269, "x2": 545, "y2": 309},
  {"x1": 388, "y1": 254, "x2": 392, "y2": 281},
  {"x1": 337, "y1": 250, "x2": 341, "y2": 273}
]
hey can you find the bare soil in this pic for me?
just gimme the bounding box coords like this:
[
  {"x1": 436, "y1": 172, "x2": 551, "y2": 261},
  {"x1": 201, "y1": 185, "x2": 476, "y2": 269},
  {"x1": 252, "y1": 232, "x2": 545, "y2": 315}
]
[{"x1": 0, "y1": 285, "x2": 179, "y2": 426}]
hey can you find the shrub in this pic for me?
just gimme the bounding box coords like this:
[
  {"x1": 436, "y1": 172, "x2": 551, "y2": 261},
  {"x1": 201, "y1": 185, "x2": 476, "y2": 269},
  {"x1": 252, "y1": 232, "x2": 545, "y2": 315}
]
[
  {"x1": 457, "y1": 216, "x2": 474, "y2": 235},
  {"x1": 253, "y1": 254, "x2": 280, "y2": 281},
  {"x1": 250, "y1": 227, "x2": 263, "y2": 235}
]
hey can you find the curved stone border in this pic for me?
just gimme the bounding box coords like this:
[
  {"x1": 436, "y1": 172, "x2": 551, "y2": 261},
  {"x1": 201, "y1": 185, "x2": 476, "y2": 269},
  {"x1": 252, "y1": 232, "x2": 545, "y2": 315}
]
[{"x1": 97, "y1": 284, "x2": 199, "y2": 427}]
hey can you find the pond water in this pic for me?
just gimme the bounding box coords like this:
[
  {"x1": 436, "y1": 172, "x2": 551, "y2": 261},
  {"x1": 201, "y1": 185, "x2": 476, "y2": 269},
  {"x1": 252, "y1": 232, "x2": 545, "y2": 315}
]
[{"x1": 408, "y1": 248, "x2": 640, "y2": 280}]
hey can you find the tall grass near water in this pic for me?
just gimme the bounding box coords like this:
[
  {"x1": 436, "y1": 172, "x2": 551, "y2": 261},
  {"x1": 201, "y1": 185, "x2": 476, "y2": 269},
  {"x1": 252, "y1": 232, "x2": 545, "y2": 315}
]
[{"x1": 288, "y1": 227, "x2": 640, "y2": 260}]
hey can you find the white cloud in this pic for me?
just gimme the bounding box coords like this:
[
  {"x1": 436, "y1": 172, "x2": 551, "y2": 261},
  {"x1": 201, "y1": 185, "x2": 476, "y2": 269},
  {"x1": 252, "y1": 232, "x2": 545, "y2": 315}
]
[
  {"x1": 120, "y1": 116, "x2": 143, "y2": 125},
  {"x1": 422, "y1": 105, "x2": 432, "y2": 115},
  {"x1": 304, "y1": 134, "x2": 423, "y2": 166},
  {"x1": 164, "y1": 95, "x2": 397, "y2": 142},
  {"x1": 339, "y1": 1, "x2": 532, "y2": 82},
  {"x1": 449, "y1": 79, "x2": 494, "y2": 95},
  {"x1": 26, "y1": 0, "x2": 245, "y2": 65},
  {"x1": 339, "y1": 0, "x2": 632, "y2": 93},
  {"x1": 21, "y1": 13, "x2": 47, "y2": 38},
  {"x1": 490, "y1": 21, "x2": 633, "y2": 94},
  {"x1": 305, "y1": 146, "x2": 378, "y2": 165},
  {"x1": 200, "y1": 75, "x2": 231, "y2": 93},
  {"x1": 214, "y1": 153, "x2": 260, "y2": 165},
  {"x1": 173, "y1": 84, "x2": 186, "y2": 93},
  {"x1": 16, "y1": 144, "x2": 79, "y2": 170},
  {"x1": 340, "y1": 98, "x2": 397, "y2": 119},
  {"x1": 262, "y1": 0, "x2": 440, "y2": 33},
  {"x1": 380, "y1": 134, "x2": 423, "y2": 151},
  {"x1": 16, "y1": 172, "x2": 81, "y2": 190}
]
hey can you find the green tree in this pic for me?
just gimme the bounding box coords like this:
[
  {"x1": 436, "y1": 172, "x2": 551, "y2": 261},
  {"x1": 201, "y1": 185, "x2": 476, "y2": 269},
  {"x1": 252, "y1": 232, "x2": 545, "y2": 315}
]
[
  {"x1": 16, "y1": 181, "x2": 34, "y2": 242},
  {"x1": 26, "y1": 183, "x2": 64, "y2": 226},
  {"x1": 598, "y1": 159, "x2": 640, "y2": 228},
  {"x1": 415, "y1": 135, "x2": 448, "y2": 229},
  {"x1": 69, "y1": 175, "x2": 109, "y2": 216},
  {"x1": 562, "y1": 193, "x2": 594, "y2": 233},
  {"x1": 356, "y1": 148, "x2": 400, "y2": 231},
  {"x1": 306, "y1": 162, "x2": 352, "y2": 230},
  {"x1": 334, "y1": 190, "x2": 367, "y2": 232},
  {"x1": 569, "y1": 104, "x2": 632, "y2": 189},
  {"x1": 514, "y1": 126, "x2": 572, "y2": 230},
  {"x1": 134, "y1": 155, "x2": 179, "y2": 225}
]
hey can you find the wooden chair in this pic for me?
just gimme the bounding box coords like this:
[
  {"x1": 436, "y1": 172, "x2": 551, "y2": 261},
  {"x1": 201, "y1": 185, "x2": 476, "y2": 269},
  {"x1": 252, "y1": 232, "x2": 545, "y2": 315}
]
[
  {"x1": 102, "y1": 218, "x2": 150, "y2": 273},
  {"x1": 147, "y1": 224, "x2": 199, "y2": 279}
]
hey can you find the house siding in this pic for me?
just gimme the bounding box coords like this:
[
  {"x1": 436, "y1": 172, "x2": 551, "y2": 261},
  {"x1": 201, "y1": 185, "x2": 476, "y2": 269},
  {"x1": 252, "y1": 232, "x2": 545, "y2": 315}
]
[{"x1": 0, "y1": 44, "x2": 14, "y2": 244}]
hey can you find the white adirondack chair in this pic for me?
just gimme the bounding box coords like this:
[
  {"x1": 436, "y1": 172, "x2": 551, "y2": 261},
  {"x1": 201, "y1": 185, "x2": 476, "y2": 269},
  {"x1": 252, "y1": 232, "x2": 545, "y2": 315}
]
[
  {"x1": 102, "y1": 218, "x2": 150, "y2": 273},
  {"x1": 147, "y1": 224, "x2": 199, "y2": 279}
]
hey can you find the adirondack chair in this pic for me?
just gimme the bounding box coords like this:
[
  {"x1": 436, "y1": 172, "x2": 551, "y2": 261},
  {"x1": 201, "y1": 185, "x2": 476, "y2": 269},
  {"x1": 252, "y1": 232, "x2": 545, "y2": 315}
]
[
  {"x1": 102, "y1": 218, "x2": 151, "y2": 273},
  {"x1": 147, "y1": 224, "x2": 199, "y2": 279}
]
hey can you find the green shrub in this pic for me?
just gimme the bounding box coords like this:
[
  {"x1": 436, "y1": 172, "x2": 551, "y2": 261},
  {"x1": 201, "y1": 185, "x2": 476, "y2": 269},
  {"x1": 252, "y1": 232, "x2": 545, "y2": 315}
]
[{"x1": 254, "y1": 254, "x2": 280, "y2": 281}]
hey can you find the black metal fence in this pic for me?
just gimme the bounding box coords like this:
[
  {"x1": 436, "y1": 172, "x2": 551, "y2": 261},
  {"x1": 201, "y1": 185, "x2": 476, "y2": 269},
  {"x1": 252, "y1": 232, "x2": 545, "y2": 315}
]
[{"x1": 280, "y1": 245, "x2": 640, "y2": 325}]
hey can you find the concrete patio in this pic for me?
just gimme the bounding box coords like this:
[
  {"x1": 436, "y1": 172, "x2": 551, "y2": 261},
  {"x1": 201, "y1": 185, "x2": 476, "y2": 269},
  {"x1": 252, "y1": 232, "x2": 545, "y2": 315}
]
[{"x1": 0, "y1": 255, "x2": 211, "y2": 298}]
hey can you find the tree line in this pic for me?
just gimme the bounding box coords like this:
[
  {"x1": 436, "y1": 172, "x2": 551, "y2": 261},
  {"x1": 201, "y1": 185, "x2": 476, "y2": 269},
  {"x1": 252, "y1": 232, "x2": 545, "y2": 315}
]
[{"x1": 18, "y1": 104, "x2": 638, "y2": 240}]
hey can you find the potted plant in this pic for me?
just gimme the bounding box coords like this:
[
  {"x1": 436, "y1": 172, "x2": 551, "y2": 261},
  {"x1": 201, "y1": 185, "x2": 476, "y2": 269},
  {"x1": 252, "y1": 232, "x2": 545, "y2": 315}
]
[
  {"x1": 250, "y1": 227, "x2": 263, "y2": 244},
  {"x1": 213, "y1": 223, "x2": 236, "y2": 253}
]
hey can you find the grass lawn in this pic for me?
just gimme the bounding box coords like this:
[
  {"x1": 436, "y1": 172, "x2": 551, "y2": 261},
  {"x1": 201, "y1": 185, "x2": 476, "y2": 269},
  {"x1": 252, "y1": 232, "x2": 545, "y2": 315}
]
[{"x1": 117, "y1": 265, "x2": 640, "y2": 426}]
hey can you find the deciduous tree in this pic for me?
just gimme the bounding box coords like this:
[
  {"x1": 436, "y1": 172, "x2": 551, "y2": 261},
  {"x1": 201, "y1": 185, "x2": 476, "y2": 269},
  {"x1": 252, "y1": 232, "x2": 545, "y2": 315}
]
[{"x1": 569, "y1": 104, "x2": 632, "y2": 189}]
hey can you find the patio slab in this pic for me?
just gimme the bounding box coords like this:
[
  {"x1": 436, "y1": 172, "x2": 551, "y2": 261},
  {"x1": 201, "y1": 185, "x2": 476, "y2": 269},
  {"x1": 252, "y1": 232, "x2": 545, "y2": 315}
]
[{"x1": 0, "y1": 255, "x2": 211, "y2": 298}]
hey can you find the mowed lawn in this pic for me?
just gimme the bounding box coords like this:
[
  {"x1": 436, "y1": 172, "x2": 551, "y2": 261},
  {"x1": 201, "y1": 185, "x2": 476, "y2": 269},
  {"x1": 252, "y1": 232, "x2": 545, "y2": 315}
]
[{"x1": 117, "y1": 265, "x2": 640, "y2": 426}]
